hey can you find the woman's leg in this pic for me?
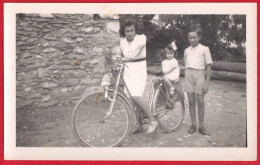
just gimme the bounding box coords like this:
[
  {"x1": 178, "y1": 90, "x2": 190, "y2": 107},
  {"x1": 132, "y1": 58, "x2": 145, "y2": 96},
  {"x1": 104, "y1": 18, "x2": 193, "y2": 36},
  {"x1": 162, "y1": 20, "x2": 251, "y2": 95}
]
[
  {"x1": 132, "y1": 96, "x2": 158, "y2": 133},
  {"x1": 132, "y1": 96, "x2": 156, "y2": 122},
  {"x1": 187, "y1": 92, "x2": 196, "y2": 134}
]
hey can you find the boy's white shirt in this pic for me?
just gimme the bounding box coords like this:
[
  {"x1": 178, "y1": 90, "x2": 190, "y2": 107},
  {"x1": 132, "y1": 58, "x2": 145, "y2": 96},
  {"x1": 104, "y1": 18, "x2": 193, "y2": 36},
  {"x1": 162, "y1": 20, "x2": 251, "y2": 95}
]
[{"x1": 184, "y1": 43, "x2": 213, "y2": 69}]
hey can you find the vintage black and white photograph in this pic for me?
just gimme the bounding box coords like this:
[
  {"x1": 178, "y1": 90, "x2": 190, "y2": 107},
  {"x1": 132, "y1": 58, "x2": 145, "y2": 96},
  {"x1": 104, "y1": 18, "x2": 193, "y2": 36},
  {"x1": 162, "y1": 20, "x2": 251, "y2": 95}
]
[{"x1": 4, "y1": 3, "x2": 257, "y2": 160}]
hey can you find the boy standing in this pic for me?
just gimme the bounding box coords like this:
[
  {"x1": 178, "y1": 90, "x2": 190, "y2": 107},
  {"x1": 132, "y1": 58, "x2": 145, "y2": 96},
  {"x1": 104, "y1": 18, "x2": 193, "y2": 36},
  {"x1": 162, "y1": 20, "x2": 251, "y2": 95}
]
[{"x1": 184, "y1": 27, "x2": 213, "y2": 135}]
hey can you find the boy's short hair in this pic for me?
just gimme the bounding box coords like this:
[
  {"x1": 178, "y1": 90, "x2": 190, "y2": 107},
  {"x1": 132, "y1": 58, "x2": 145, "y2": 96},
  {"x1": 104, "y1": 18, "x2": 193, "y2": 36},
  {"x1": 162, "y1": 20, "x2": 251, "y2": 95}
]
[{"x1": 189, "y1": 22, "x2": 203, "y2": 37}]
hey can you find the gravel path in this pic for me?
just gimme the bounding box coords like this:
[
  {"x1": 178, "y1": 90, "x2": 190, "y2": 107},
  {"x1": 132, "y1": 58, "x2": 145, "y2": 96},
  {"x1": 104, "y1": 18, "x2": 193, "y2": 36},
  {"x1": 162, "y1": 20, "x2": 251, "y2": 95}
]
[{"x1": 16, "y1": 75, "x2": 247, "y2": 147}]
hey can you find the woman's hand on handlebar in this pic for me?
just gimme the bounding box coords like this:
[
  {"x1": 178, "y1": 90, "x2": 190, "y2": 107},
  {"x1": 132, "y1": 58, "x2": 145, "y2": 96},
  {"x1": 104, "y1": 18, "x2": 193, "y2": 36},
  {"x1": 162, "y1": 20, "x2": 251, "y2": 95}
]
[{"x1": 122, "y1": 57, "x2": 131, "y2": 62}]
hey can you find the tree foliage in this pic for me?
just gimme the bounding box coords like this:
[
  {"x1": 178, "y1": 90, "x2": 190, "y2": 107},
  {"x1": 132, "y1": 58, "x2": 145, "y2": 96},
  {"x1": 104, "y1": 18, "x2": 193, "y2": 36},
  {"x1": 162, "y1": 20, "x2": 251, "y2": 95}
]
[{"x1": 118, "y1": 14, "x2": 246, "y2": 61}]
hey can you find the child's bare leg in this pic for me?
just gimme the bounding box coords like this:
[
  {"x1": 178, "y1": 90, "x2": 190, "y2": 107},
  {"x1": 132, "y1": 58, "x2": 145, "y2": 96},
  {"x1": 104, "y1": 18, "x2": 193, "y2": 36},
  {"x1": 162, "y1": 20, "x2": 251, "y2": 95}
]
[
  {"x1": 162, "y1": 76, "x2": 173, "y2": 106},
  {"x1": 196, "y1": 94, "x2": 209, "y2": 135},
  {"x1": 187, "y1": 92, "x2": 196, "y2": 134},
  {"x1": 163, "y1": 76, "x2": 174, "y2": 89}
]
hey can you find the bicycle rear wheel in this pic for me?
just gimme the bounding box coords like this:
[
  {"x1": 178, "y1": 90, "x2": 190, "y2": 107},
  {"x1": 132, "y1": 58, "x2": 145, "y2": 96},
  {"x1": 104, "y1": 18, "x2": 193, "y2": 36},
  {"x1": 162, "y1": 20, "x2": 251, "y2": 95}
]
[
  {"x1": 152, "y1": 85, "x2": 185, "y2": 133},
  {"x1": 72, "y1": 90, "x2": 132, "y2": 147}
]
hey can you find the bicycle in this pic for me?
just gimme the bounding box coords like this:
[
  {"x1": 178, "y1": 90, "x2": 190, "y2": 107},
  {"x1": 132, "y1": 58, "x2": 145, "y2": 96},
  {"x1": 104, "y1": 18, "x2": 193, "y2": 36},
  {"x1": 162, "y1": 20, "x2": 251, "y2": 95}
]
[{"x1": 72, "y1": 58, "x2": 185, "y2": 147}]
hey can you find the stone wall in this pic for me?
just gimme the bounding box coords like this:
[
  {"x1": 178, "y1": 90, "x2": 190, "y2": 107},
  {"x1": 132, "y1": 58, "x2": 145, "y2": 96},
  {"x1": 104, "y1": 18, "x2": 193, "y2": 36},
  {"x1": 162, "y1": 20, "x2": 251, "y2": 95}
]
[{"x1": 16, "y1": 14, "x2": 120, "y2": 109}]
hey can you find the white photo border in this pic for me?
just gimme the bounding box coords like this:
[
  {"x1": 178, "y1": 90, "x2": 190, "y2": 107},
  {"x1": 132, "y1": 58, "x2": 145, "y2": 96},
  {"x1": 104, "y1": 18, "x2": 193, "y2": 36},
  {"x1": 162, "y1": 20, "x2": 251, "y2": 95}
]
[{"x1": 4, "y1": 3, "x2": 257, "y2": 160}]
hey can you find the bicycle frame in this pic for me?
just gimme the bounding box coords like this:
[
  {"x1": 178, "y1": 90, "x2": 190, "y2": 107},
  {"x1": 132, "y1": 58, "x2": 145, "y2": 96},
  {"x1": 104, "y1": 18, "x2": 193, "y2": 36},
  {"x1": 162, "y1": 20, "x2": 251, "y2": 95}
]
[{"x1": 101, "y1": 60, "x2": 176, "y2": 122}]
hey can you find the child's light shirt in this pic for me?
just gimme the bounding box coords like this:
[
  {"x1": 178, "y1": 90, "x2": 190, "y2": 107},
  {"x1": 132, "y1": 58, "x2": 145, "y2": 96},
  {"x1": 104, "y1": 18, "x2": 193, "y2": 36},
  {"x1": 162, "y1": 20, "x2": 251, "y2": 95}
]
[
  {"x1": 184, "y1": 43, "x2": 213, "y2": 69},
  {"x1": 162, "y1": 58, "x2": 180, "y2": 82}
]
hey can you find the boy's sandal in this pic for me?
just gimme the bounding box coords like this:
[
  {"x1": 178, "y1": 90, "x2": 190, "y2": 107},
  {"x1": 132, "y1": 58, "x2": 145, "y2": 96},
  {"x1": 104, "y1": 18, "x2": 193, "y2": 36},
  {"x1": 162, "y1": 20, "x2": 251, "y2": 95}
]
[
  {"x1": 188, "y1": 126, "x2": 196, "y2": 134},
  {"x1": 198, "y1": 127, "x2": 209, "y2": 136}
]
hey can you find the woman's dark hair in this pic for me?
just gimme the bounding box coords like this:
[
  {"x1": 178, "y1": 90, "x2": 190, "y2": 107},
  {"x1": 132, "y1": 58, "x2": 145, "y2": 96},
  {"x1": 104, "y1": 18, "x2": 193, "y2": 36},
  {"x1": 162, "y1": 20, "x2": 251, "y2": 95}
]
[{"x1": 119, "y1": 19, "x2": 141, "y2": 37}]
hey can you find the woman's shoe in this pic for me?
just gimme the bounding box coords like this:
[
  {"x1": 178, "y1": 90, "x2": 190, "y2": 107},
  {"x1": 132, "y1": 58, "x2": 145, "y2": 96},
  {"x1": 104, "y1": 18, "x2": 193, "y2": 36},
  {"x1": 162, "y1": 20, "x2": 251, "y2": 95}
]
[
  {"x1": 147, "y1": 121, "x2": 158, "y2": 133},
  {"x1": 132, "y1": 125, "x2": 144, "y2": 134}
]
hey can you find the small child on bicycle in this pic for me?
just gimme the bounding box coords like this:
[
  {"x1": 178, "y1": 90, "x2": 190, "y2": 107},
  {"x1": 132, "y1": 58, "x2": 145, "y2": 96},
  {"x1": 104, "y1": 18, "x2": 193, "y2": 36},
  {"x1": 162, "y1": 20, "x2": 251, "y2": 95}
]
[{"x1": 162, "y1": 42, "x2": 184, "y2": 107}]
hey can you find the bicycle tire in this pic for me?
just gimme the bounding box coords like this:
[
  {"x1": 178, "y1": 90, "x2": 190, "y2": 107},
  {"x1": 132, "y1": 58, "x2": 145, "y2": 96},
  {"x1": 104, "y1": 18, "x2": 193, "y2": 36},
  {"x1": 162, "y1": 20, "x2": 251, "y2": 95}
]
[
  {"x1": 72, "y1": 90, "x2": 133, "y2": 147},
  {"x1": 152, "y1": 85, "x2": 185, "y2": 133}
]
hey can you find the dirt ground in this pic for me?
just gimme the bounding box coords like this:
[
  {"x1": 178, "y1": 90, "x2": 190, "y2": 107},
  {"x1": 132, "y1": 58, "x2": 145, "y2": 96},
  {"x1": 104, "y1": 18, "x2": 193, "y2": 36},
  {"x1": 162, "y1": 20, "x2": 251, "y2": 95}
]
[{"x1": 16, "y1": 75, "x2": 247, "y2": 147}]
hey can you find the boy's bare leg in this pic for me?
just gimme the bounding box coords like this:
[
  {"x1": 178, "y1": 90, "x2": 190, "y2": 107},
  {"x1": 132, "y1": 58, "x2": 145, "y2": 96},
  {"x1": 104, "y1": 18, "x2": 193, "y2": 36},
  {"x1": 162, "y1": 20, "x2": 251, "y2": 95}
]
[
  {"x1": 172, "y1": 81, "x2": 185, "y2": 102},
  {"x1": 196, "y1": 94, "x2": 209, "y2": 135},
  {"x1": 187, "y1": 92, "x2": 196, "y2": 134}
]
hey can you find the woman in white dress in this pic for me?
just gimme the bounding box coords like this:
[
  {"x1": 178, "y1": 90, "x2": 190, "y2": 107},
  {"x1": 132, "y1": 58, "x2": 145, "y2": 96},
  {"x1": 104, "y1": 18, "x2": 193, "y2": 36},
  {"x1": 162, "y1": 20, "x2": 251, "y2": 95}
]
[{"x1": 119, "y1": 19, "x2": 158, "y2": 133}]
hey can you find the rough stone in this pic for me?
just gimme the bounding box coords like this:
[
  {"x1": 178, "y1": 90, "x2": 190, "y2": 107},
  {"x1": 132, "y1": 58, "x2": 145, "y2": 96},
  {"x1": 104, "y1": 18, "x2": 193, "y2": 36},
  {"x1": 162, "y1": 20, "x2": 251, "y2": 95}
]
[
  {"x1": 35, "y1": 55, "x2": 43, "y2": 59},
  {"x1": 19, "y1": 22, "x2": 29, "y2": 27},
  {"x1": 16, "y1": 14, "x2": 120, "y2": 108},
  {"x1": 43, "y1": 47, "x2": 57, "y2": 53},
  {"x1": 93, "y1": 47, "x2": 104, "y2": 55},
  {"x1": 42, "y1": 82, "x2": 58, "y2": 89},
  {"x1": 61, "y1": 37, "x2": 74, "y2": 44},
  {"x1": 41, "y1": 95, "x2": 51, "y2": 102},
  {"x1": 80, "y1": 77, "x2": 100, "y2": 85},
  {"x1": 23, "y1": 27, "x2": 34, "y2": 32},
  {"x1": 73, "y1": 46, "x2": 86, "y2": 55},
  {"x1": 17, "y1": 99, "x2": 37, "y2": 108},
  {"x1": 30, "y1": 48, "x2": 42, "y2": 54},
  {"x1": 63, "y1": 70, "x2": 88, "y2": 78},
  {"x1": 17, "y1": 70, "x2": 37, "y2": 81},
  {"x1": 17, "y1": 41, "x2": 27, "y2": 46},
  {"x1": 27, "y1": 93, "x2": 42, "y2": 99},
  {"x1": 42, "y1": 42, "x2": 50, "y2": 48},
  {"x1": 106, "y1": 21, "x2": 120, "y2": 34},
  {"x1": 44, "y1": 34, "x2": 57, "y2": 41},
  {"x1": 38, "y1": 68, "x2": 52, "y2": 78},
  {"x1": 93, "y1": 56, "x2": 108, "y2": 74},
  {"x1": 21, "y1": 52, "x2": 32, "y2": 59},
  {"x1": 21, "y1": 36, "x2": 29, "y2": 41},
  {"x1": 24, "y1": 87, "x2": 31, "y2": 92},
  {"x1": 76, "y1": 38, "x2": 84, "y2": 42},
  {"x1": 39, "y1": 14, "x2": 54, "y2": 18},
  {"x1": 59, "y1": 78, "x2": 79, "y2": 86},
  {"x1": 59, "y1": 65, "x2": 74, "y2": 70},
  {"x1": 61, "y1": 87, "x2": 68, "y2": 93}
]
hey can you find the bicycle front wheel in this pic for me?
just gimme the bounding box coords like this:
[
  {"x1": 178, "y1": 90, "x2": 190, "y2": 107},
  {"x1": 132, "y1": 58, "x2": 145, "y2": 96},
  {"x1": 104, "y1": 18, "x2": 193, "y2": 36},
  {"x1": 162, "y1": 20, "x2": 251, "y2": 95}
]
[
  {"x1": 72, "y1": 90, "x2": 132, "y2": 147},
  {"x1": 152, "y1": 86, "x2": 185, "y2": 133}
]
